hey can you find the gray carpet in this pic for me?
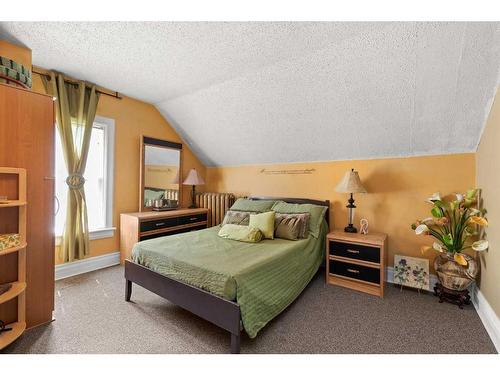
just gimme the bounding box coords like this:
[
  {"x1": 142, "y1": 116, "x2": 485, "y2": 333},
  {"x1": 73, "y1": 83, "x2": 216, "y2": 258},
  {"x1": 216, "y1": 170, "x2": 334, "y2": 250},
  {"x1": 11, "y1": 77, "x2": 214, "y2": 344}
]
[{"x1": 2, "y1": 265, "x2": 496, "y2": 354}]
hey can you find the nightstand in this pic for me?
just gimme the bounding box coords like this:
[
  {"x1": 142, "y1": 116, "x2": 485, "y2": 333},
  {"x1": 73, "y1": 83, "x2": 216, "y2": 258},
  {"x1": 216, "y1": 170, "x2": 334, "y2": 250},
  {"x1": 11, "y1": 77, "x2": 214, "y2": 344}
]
[{"x1": 326, "y1": 229, "x2": 387, "y2": 297}]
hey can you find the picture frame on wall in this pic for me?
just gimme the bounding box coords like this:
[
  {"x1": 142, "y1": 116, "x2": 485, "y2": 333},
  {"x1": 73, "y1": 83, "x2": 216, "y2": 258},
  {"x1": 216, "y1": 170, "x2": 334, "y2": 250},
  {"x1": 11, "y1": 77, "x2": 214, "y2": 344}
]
[{"x1": 393, "y1": 255, "x2": 429, "y2": 292}]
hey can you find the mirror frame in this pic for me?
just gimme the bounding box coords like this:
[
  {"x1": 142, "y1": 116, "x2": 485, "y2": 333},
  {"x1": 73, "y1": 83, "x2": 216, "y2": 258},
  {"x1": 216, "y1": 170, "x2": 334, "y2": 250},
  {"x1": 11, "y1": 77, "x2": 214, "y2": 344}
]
[{"x1": 139, "y1": 135, "x2": 183, "y2": 212}]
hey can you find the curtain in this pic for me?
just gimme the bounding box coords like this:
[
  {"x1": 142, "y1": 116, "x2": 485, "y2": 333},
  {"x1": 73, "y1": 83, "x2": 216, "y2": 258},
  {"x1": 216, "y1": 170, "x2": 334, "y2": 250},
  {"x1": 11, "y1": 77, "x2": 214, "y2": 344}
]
[{"x1": 42, "y1": 72, "x2": 100, "y2": 262}]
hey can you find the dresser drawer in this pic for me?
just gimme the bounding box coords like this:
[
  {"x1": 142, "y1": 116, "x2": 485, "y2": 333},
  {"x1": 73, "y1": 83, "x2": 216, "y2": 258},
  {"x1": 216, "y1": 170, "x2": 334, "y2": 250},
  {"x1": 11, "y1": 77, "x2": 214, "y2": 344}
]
[
  {"x1": 140, "y1": 224, "x2": 207, "y2": 241},
  {"x1": 329, "y1": 240, "x2": 380, "y2": 263},
  {"x1": 177, "y1": 213, "x2": 207, "y2": 226},
  {"x1": 140, "y1": 217, "x2": 179, "y2": 232},
  {"x1": 329, "y1": 259, "x2": 380, "y2": 285}
]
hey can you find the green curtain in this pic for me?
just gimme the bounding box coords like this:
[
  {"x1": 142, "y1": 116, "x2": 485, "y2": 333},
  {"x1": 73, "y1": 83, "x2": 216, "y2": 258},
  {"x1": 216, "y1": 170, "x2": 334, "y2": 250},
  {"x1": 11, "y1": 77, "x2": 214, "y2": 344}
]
[{"x1": 42, "y1": 72, "x2": 100, "y2": 262}]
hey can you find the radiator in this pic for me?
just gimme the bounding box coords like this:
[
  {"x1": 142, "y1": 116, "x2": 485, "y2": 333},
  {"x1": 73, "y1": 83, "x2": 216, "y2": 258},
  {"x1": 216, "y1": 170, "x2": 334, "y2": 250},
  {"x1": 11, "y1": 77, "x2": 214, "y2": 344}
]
[{"x1": 195, "y1": 192, "x2": 236, "y2": 227}]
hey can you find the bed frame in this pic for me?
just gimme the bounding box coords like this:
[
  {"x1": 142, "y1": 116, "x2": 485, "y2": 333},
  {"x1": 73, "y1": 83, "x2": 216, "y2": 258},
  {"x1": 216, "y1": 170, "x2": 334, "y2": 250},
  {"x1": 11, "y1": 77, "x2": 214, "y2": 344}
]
[{"x1": 124, "y1": 196, "x2": 330, "y2": 354}]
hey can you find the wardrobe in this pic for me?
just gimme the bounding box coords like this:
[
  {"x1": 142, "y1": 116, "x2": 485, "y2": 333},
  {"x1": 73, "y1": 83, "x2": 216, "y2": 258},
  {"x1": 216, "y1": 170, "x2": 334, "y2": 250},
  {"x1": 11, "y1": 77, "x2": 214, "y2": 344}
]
[{"x1": 0, "y1": 82, "x2": 55, "y2": 329}]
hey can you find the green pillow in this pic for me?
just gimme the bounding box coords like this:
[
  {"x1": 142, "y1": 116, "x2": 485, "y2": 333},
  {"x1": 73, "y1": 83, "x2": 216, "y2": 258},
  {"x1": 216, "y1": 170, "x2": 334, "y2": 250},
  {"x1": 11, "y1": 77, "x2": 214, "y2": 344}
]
[
  {"x1": 230, "y1": 198, "x2": 276, "y2": 212},
  {"x1": 249, "y1": 211, "x2": 275, "y2": 239},
  {"x1": 218, "y1": 224, "x2": 263, "y2": 243},
  {"x1": 272, "y1": 201, "x2": 327, "y2": 238}
]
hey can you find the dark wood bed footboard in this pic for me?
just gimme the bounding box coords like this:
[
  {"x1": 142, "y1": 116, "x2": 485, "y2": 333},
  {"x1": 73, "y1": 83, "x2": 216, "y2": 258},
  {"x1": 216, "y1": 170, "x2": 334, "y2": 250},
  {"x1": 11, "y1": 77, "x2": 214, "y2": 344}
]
[{"x1": 124, "y1": 260, "x2": 241, "y2": 353}]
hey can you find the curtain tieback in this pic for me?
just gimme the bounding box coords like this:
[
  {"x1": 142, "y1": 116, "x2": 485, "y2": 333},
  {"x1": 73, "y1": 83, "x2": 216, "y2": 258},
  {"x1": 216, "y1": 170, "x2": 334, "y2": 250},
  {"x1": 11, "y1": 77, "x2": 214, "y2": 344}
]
[{"x1": 66, "y1": 173, "x2": 85, "y2": 189}]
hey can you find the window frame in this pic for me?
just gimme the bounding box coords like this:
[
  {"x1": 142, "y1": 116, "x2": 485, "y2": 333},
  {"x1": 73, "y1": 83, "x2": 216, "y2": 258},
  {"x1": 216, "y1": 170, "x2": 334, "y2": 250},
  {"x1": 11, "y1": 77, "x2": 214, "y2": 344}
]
[{"x1": 55, "y1": 115, "x2": 115, "y2": 244}]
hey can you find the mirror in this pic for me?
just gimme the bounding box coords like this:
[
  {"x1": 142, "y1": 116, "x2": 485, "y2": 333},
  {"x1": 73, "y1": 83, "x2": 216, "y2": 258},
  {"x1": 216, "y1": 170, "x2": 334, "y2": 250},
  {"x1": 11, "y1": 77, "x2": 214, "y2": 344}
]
[{"x1": 140, "y1": 136, "x2": 182, "y2": 211}]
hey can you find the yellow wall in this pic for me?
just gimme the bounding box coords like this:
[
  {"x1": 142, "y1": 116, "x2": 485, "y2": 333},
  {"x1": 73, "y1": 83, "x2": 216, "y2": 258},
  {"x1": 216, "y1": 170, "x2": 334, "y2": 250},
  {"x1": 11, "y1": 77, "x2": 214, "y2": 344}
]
[
  {"x1": 476, "y1": 86, "x2": 500, "y2": 316},
  {"x1": 206, "y1": 153, "x2": 476, "y2": 269},
  {"x1": 31, "y1": 75, "x2": 206, "y2": 264}
]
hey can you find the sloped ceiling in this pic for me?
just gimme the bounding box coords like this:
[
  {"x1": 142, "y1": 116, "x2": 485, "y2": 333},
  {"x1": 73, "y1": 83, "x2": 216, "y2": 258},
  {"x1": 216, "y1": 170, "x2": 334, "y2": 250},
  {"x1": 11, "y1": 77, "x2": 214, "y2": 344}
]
[{"x1": 1, "y1": 22, "x2": 499, "y2": 166}]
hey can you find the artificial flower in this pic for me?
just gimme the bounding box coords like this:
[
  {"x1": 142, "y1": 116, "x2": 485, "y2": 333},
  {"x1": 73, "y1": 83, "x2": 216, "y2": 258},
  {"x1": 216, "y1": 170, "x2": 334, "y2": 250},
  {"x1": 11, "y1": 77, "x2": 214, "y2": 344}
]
[
  {"x1": 469, "y1": 216, "x2": 488, "y2": 226},
  {"x1": 454, "y1": 253, "x2": 468, "y2": 266},
  {"x1": 455, "y1": 193, "x2": 464, "y2": 202},
  {"x1": 414, "y1": 224, "x2": 429, "y2": 235},
  {"x1": 472, "y1": 240, "x2": 489, "y2": 252},
  {"x1": 432, "y1": 242, "x2": 444, "y2": 252},
  {"x1": 426, "y1": 192, "x2": 441, "y2": 204}
]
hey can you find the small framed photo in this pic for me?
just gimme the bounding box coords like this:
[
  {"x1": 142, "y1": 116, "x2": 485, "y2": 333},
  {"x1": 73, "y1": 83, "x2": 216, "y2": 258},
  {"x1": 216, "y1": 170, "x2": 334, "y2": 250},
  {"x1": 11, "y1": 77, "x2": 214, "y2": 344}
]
[{"x1": 394, "y1": 255, "x2": 429, "y2": 291}]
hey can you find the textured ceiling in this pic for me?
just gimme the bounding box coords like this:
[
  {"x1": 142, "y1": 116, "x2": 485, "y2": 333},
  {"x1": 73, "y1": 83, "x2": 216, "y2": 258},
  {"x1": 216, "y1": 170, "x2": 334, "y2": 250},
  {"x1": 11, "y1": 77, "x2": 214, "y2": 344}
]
[{"x1": 1, "y1": 22, "x2": 499, "y2": 166}]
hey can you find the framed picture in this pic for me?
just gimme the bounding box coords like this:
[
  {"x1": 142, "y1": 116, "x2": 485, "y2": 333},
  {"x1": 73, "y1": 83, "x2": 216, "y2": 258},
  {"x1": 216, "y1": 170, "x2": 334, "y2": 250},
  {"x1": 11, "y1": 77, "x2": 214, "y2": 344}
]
[{"x1": 393, "y1": 255, "x2": 429, "y2": 291}]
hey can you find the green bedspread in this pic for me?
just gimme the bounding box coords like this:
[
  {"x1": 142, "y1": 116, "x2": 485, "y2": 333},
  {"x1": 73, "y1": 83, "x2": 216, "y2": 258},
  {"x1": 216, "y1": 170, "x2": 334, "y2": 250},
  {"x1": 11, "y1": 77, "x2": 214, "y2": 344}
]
[{"x1": 131, "y1": 222, "x2": 326, "y2": 338}]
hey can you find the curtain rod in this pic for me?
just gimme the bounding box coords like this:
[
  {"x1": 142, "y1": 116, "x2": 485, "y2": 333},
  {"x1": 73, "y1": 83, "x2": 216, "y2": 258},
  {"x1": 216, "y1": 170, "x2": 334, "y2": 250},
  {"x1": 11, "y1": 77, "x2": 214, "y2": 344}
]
[{"x1": 32, "y1": 67, "x2": 122, "y2": 100}]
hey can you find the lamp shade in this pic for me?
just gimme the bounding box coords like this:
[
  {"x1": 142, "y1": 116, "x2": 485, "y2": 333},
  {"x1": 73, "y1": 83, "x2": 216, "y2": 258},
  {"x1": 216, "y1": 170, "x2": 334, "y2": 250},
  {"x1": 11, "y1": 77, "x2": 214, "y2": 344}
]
[
  {"x1": 335, "y1": 169, "x2": 367, "y2": 194},
  {"x1": 182, "y1": 168, "x2": 205, "y2": 186}
]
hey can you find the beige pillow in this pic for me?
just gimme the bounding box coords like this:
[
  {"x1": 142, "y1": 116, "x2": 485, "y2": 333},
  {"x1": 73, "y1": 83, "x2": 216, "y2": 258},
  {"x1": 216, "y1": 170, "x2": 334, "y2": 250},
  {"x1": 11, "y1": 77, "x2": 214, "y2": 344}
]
[
  {"x1": 275, "y1": 213, "x2": 310, "y2": 239},
  {"x1": 218, "y1": 224, "x2": 263, "y2": 243},
  {"x1": 249, "y1": 211, "x2": 275, "y2": 239}
]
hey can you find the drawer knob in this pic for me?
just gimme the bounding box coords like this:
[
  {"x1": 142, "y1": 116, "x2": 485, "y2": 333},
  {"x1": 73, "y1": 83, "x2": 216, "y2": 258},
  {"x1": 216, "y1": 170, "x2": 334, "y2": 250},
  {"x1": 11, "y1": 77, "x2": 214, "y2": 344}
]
[
  {"x1": 347, "y1": 249, "x2": 360, "y2": 254},
  {"x1": 155, "y1": 222, "x2": 166, "y2": 226},
  {"x1": 347, "y1": 268, "x2": 360, "y2": 274},
  {"x1": 189, "y1": 217, "x2": 197, "y2": 221}
]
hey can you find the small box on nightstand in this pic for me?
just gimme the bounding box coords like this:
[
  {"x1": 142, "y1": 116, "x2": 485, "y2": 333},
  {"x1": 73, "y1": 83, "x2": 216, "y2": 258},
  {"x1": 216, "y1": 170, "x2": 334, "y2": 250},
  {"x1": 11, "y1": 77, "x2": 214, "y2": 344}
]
[{"x1": 326, "y1": 229, "x2": 387, "y2": 297}]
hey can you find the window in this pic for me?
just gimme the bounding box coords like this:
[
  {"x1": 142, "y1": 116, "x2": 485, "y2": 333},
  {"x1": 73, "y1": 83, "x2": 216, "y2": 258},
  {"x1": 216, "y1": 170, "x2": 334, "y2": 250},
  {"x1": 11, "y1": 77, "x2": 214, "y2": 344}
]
[{"x1": 55, "y1": 116, "x2": 115, "y2": 241}]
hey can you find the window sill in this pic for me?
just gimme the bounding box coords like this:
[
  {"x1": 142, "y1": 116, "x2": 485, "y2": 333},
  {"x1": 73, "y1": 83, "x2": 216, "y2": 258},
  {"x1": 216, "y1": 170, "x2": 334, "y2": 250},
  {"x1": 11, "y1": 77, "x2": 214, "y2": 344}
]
[{"x1": 55, "y1": 227, "x2": 116, "y2": 246}]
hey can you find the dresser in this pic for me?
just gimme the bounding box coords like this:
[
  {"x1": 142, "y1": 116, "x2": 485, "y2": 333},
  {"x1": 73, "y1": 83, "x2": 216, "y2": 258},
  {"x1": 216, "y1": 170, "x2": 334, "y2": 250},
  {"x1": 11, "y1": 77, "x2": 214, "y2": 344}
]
[
  {"x1": 326, "y1": 229, "x2": 387, "y2": 297},
  {"x1": 120, "y1": 208, "x2": 209, "y2": 262}
]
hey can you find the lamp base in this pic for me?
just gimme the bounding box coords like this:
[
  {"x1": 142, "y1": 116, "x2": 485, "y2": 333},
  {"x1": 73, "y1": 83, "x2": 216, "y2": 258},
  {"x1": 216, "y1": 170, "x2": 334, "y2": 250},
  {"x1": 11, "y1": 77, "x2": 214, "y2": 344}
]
[{"x1": 344, "y1": 224, "x2": 358, "y2": 233}]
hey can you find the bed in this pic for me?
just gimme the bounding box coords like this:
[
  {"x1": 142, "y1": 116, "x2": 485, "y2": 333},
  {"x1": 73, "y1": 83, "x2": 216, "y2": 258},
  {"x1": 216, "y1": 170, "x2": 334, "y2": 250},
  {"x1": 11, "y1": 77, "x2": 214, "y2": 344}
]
[{"x1": 124, "y1": 197, "x2": 329, "y2": 353}]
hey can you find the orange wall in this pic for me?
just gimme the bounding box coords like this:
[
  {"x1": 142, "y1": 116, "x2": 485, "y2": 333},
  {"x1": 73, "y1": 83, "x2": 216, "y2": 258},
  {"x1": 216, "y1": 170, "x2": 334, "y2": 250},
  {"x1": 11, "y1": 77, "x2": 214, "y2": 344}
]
[
  {"x1": 206, "y1": 153, "x2": 476, "y2": 269},
  {"x1": 31, "y1": 75, "x2": 206, "y2": 264}
]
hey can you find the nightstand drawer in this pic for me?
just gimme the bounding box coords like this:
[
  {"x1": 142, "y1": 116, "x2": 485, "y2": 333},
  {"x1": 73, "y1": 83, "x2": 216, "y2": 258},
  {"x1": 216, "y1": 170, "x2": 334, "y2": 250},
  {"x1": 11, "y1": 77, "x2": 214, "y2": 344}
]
[
  {"x1": 329, "y1": 240, "x2": 380, "y2": 263},
  {"x1": 177, "y1": 213, "x2": 207, "y2": 226},
  {"x1": 329, "y1": 259, "x2": 380, "y2": 285},
  {"x1": 140, "y1": 217, "x2": 179, "y2": 232}
]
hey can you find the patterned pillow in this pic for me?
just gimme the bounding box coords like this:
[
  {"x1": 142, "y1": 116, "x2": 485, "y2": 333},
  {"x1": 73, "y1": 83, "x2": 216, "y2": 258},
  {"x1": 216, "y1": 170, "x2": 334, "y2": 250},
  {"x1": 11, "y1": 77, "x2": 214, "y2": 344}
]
[
  {"x1": 274, "y1": 213, "x2": 310, "y2": 239},
  {"x1": 222, "y1": 210, "x2": 251, "y2": 226}
]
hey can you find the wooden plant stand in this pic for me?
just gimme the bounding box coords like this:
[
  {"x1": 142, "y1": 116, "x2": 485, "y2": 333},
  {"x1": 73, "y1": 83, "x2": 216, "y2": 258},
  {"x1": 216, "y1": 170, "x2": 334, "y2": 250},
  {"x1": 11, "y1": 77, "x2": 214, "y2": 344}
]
[{"x1": 433, "y1": 283, "x2": 471, "y2": 309}]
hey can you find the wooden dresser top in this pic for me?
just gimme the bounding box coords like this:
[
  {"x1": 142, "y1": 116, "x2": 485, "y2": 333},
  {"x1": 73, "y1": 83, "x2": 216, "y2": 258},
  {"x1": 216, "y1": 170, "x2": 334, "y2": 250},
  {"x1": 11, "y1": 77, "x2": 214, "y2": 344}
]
[
  {"x1": 327, "y1": 229, "x2": 387, "y2": 245},
  {"x1": 121, "y1": 207, "x2": 208, "y2": 220}
]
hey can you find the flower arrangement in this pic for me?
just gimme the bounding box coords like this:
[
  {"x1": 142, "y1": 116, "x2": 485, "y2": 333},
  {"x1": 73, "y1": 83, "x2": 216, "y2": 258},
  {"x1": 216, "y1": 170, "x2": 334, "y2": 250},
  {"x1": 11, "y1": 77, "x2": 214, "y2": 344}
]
[{"x1": 411, "y1": 189, "x2": 488, "y2": 266}]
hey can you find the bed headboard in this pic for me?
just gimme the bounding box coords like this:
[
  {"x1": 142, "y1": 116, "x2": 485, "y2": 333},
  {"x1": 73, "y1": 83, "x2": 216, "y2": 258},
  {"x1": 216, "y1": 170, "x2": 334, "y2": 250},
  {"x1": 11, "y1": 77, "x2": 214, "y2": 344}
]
[{"x1": 249, "y1": 196, "x2": 330, "y2": 227}]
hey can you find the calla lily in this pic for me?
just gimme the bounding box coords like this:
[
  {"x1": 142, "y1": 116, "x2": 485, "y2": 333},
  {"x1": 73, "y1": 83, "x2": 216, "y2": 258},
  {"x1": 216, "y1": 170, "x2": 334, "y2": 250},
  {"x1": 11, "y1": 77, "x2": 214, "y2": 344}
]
[
  {"x1": 422, "y1": 217, "x2": 434, "y2": 224},
  {"x1": 469, "y1": 216, "x2": 488, "y2": 226},
  {"x1": 472, "y1": 240, "x2": 489, "y2": 252},
  {"x1": 468, "y1": 208, "x2": 480, "y2": 216},
  {"x1": 426, "y1": 192, "x2": 441, "y2": 204},
  {"x1": 415, "y1": 224, "x2": 429, "y2": 235},
  {"x1": 454, "y1": 253, "x2": 468, "y2": 266},
  {"x1": 432, "y1": 242, "x2": 444, "y2": 252},
  {"x1": 455, "y1": 193, "x2": 464, "y2": 202}
]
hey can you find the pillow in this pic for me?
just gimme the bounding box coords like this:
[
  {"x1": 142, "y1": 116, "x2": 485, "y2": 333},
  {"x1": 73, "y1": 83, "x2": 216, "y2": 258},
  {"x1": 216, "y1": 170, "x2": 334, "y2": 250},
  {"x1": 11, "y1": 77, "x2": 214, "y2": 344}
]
[
  {"x1": 218, "y1": 224, "x2": 263, "y2": 243},
  {"x1": 272, "y1": 201, "x2": 327, "y2": 238},
  {"x1": 274, "y1": 213, "x2": 310, "y2": 240},
  {"x1": 249, "y1": 211, "x2": 275, "y2": 239},
  {"x1": 230, "y1": 198, "x2": 276, "y2": 212},
  {"x1": 222, "y1": 210, "x2": 251, "y2": 226}
]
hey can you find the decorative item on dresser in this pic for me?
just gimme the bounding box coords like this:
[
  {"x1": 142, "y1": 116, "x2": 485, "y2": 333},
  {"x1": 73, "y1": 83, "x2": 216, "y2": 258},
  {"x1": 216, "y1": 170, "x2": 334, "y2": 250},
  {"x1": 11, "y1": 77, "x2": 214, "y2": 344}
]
[
  {"x1": 183, "y1": 169, "x2": 205, "y2": 209},
  {"x1": 120, "y1": 208, "x2": 209, "y2": 262},
  {"x1": 335, "y1": 169, "x2": 368, "y2": 233},
  {"x1": 0, "y1": 82, "x2": 55, "y2": 331},
  {"x1": 195, "y1": 192, "x2": 236, "y2": 227},
  {"x1": 0, "y1": 168, "x2": 27, "y2": 350},
  {"x1": 326, "y1": 229, "x2": 387, "y2": 297}
]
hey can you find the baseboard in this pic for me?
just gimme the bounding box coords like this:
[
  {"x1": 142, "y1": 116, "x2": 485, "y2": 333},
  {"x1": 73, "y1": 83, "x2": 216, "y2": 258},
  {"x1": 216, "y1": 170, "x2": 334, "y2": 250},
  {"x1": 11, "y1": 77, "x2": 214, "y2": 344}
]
[
  {"x1": 55, "y1": 251, "x2": 120, "y2": 280},
  {"x1": 386, "y1": 266, "x2": 499, "y2": 352},
  {"x1": 385, "y1": 266, "x2": 438, "y2": 292},
  {"x1": 469, "y1": 285, "x2": 500, "y2": 352}
]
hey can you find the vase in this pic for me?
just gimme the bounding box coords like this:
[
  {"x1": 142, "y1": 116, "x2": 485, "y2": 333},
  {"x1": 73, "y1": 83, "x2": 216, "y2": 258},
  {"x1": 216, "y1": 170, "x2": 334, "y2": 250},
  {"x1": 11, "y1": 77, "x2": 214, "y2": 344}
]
[{"x1": 433, "y1": 253, "x2": 478, "y2": 291}]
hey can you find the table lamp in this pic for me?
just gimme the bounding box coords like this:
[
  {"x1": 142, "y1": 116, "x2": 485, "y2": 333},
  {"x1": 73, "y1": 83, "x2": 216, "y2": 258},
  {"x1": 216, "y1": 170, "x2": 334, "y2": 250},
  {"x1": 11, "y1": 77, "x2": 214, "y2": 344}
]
[
  {"x1": 335, "y1": 168, "x2": 367, "y2": 233},
  {"x1": 183, "y1": 168, "x2": 205, "y2": 208}
]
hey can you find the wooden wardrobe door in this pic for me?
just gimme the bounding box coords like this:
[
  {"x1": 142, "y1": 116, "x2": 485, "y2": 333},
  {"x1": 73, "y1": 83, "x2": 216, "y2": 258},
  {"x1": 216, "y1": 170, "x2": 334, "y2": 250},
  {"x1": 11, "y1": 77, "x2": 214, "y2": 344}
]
[{"x1": 0, "y1": 83, "x2": 55, "y2": 328}]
